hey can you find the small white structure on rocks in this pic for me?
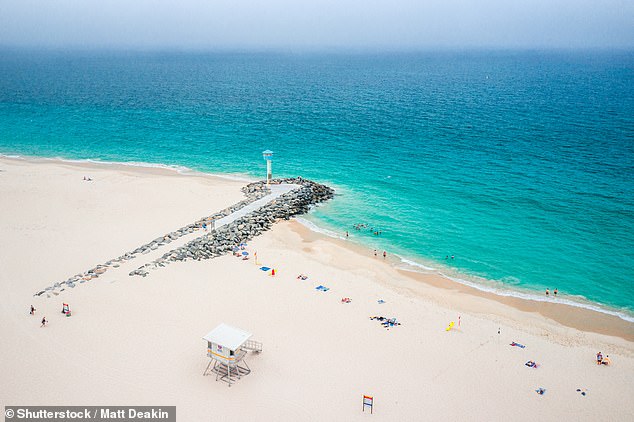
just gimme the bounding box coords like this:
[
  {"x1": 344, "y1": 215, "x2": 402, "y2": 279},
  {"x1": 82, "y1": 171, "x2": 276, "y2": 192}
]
[
  {"x1": 262, "y1": 150, "x2": 273, "y2": 186},
  {"x1": 203, "y1": 323, "x2": 262, "y2": 386}
]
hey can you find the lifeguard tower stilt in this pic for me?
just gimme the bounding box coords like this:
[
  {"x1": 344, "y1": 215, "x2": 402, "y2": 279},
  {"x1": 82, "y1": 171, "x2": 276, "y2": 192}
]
[{"x1": 203, "y1": 323, "x2": 263, "y2": 386}]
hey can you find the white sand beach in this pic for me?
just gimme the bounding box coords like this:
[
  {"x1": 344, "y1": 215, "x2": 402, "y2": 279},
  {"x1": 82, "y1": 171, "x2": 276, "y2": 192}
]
[{"x1": 1, "y1": 156, "x2": 633, "y2": 421}]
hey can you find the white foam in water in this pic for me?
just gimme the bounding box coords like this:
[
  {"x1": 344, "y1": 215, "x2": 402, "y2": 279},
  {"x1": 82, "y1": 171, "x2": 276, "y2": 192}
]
[
  {"x1": 440, "y1": 274, "x2": 634, "y2": 323},
  {"x1": 397, "y1": 257, "x2": 437, "y2": 272},
  {"x1": 2, "y1": 154, "x2": 256, "y2": 182},
  {"x1": 79, "y1": 158, "x2": 256, "y2": 181},
  {"x1": 73, "y1": 158, "x2": 198, "y2": 175},
  {"x1": 296, "y1": 217, "x2": 345, "y2": 240}
]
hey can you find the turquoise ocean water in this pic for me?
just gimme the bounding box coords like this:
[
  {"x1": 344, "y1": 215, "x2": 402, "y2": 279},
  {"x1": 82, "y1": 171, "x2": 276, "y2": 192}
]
[{"x1": 1, "y1": 50, "x2": 633, "y2": 320}]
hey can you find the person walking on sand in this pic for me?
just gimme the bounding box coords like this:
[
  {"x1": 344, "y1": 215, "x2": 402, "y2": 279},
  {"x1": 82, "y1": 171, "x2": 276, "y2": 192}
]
[
  {"x1": 374, "y1": 249, "x2": 377, "y2": 257},
  {"x1": 383, "y1": 251, "x2": 387, "y2": 259},
  {"x1": 597, "y1": 352, "x2": 603, "y2": 365},
  {"x1": 40, "y1": 317, "x2": 47, "y2": 327},
  {"x1": 345, "y1": 231, "x2": 349, "y2": 238},
  {"x1": 30, "y1": 305, "x2": 35, "y2": 315}
]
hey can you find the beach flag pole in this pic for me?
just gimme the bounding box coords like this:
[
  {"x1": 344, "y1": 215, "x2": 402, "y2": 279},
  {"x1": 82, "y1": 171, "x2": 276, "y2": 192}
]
[{"x1": 363, "y1": 395, "x2": 374, "y2": 414}]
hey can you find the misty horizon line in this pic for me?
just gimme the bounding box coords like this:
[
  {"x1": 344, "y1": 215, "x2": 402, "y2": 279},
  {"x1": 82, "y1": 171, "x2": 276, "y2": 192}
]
[{"x1": 2, "y1": 43, "x2": 633, "y2": 55}]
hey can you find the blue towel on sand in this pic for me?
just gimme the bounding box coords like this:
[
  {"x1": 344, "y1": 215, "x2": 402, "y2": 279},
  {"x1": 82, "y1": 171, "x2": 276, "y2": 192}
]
[{"x1": 260, "y1": 267, "x2": 270, "y2": 271}]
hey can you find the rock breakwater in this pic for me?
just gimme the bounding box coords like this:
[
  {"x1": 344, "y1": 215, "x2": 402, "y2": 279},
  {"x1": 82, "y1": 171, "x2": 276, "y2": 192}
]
[
  {"x1": 34, "y1": 178, "x2": 334, "y2": 295},
  {"x1": 129, "y1": 178, "x2": 334, "y2": 276}
]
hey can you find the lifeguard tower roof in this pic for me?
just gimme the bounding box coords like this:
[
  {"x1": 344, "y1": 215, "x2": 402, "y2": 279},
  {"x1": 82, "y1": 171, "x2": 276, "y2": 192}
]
[{"x1": 203, "y1": 323, "x2": 253, "y2": 350}]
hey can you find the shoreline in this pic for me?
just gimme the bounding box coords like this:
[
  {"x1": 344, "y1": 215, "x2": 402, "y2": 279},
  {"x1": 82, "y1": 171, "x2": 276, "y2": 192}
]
[
  {"x1": 0, "y1": 152, "x2": 256, "y2": 182},
  {"x1": 2, "y1": 154, "x2": 633, "y2": 340},
  {"x1": 289, "y1": 221, "x2": 634, "y2": 345},
  {"x1": 298, "y1": 216, "x2": 634, "y2": 326},
  {"x1": 2, "y1": 155, "x2": 633, "y2": 420}
]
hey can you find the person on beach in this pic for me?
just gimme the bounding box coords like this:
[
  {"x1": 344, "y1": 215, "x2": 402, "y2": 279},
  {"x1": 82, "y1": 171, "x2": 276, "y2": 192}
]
[
  {"x1": 30, "y1": 305, "x2": 35, "y2": 315},
  {"x1": 40, "y1": 317, "x2": 47, "y2": 327},
  {"x1": 374, "y1": 250, "x2": 377, "y2": 257},
  {"x1": 383, "y1": 251, "x2": 387, "y2": 259},
  {"x1": 345, "y1": 231, "x2": 348, "y2": 238},
  {"x1": 202, "y1": 222, "x2": 207, "y2": 231},
  {"x1": 546, "y1": 289, "x2": 549, "y2": 296},
  {"x1": 554, "y1": 288, "x2": 558, "y2": 296},
  {"x1": 597, "y1": 352, "x2": 603, "y2": 365}
]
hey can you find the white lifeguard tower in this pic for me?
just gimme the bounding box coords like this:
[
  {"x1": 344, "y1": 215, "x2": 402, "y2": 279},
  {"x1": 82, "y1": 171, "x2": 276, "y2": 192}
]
[{"x1": 202, "y1": 323, "x2": 263, "y2": 386}]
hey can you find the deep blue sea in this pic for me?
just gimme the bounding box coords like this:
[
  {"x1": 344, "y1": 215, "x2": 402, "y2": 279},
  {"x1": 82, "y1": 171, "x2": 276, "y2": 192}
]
[{"x1": 1, "y1": 49, "x2": 633, "y2": 320}]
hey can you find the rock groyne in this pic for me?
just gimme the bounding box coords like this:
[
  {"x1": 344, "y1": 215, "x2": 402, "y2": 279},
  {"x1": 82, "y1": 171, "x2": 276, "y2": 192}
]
[
  {"x1": 130, "y1": 178, "x2": 334, "y2": 276},
  {"x1": 35, "y1": 178, "x2": 334, "y2": 295}
]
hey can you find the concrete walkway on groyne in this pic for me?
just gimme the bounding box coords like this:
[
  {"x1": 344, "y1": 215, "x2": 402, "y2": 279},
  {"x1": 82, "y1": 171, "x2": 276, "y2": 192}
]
[{"x1": 213, "y1": 184, "x2": 300, "y2": 230}]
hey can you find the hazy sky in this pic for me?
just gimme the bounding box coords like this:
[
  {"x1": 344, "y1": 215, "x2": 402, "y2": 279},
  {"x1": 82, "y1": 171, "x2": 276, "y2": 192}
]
[{"x1": 1, "y1": 0, "x2": 633, "y2": 50}]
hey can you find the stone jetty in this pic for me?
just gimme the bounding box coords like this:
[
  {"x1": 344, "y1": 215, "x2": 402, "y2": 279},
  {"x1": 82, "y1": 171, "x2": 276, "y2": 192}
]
[{"x1": 34, "y1": 178, "x2": 334, "y2": 296}]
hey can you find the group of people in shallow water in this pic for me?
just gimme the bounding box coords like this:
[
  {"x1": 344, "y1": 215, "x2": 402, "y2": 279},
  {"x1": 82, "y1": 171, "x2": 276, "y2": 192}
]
[
  {"x1": 545, "y1": 288, "x2": 558, "y2": 296},
  {"x1": 351, "y1": 223, "x2": 382, "y2": 236}
]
